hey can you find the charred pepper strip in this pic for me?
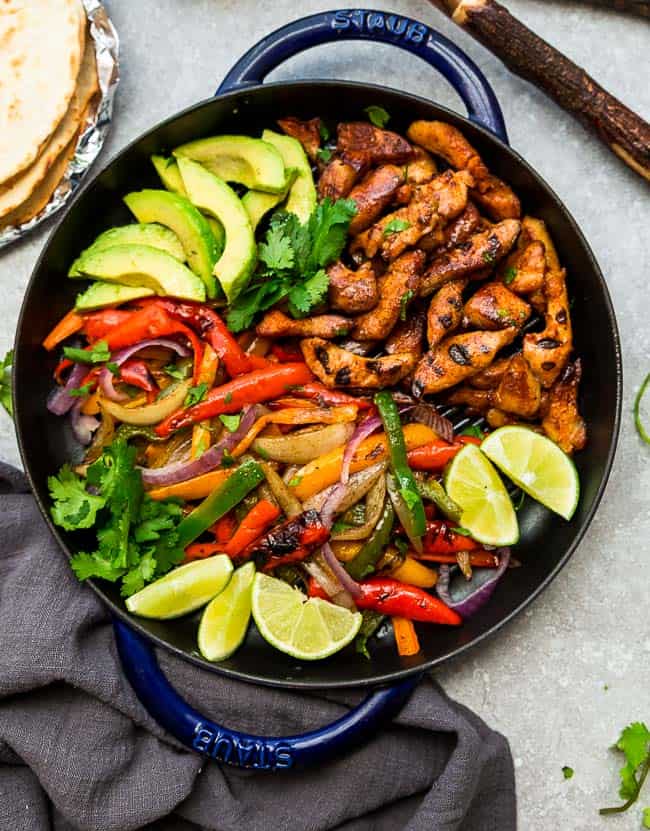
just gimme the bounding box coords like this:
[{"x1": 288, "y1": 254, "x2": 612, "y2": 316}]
[
  {"x1": 238, "y1": 509, "x2": 330, "y2": 570},
  {"x1": 290, "y1": 382, "x2": 373, "y2": 410},
  {"x1": 176, "y1": 459, "x2": 264, "y2": 549},
  {"x1": 416, "y1": 476, "x2": 463, "y2": 523},
  {"x1": 375, "y1": 391, "x2": 427, "y2": 548},
  {"x1": 419, "y1": 520, "x2": 482, "y2": 555},
  {"x1": 345, "y1": 499, "x2": 394, "y2": 581},
  {"x1": 155, "y1": 363, "x2": 314, "y2": 437},
  {"x1": 406, "y1": 436, "x2": 481, "y2": 471},
  {"x1": 354, "y1": 578, "x2": 462, "y2": 625}
]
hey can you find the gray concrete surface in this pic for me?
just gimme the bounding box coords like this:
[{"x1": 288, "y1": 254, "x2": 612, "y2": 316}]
[{"x1": 1, "y1": 1, "x2": 648, "y2": 827}]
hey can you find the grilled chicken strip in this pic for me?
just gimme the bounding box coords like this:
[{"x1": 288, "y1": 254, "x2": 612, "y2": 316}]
[
  {"x1": 385, "y1": 306, "x2": 426, "y2": 357},
  {"x1": 462, "y1": 281, "x2": 531, "y2": 330},
  {"x1": 351, "y1": 169, "x2": 472, "y2": 262},
  {"x1": 498, "y1": 240, "x2": 546, "y2": 298},
  {"x1": 394, "y1": 146, "x2": 438, "y2": 203},
  {"x1": 337, "y1": 121, "x2": 414, "y2": 172},
  {"x1": 327, "y1": 260, "x2": 378, "y2": 313},
  {"x1": 521, "y1": 217, "x2": 562, "y2": 273},
  {"x1": 318, "y1": 158, "x2": 358, "y2": 200},
  {"x1": 413, "y1": 327, "x2": 518, "y2": 396},
  {"x1": 407, "y1": 120, "x2": 521, "y2": 220},
  {"x1": 347, "y1": 165, "x2": 404, "y2": 235},
  {"x1": 277, "y1": 116, "x2": 322, "y2": 162},
  {"x1": 486, "y1": 408, "x2": 544, "y2": 432},
  {"x1": 353, "y1": 250, "x2": 425, "y2": 341},
  {"x1": 541, "y1": 359, "x2": 587, "y2": 454},
  {"x1": 301, "y1": 337, "x2": 417, "y2": 389},
  {"x1": 256, "y1": 310, "x2": 351, "y2": 340},
  {"x1": 523, "y1": 267, "x2": 572, "y2": 388},
  {"x1": 446, "y1": 385, "x2": 494, "y2": 413},
  {"x1": 420, "y1": 219, "x2": 521, "y2": 296},
  {"x1": 426, "y1": 279, "x2": 467, "y2": 347},
  {"x1": 468, "y1": 354, "x2": 513, "y2": 389},
  {"x1": 493, "y1": 354, "x2": 542, "y2": 418}
]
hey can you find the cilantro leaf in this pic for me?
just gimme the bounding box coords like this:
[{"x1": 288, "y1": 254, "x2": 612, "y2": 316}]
[
  {"x1": 504, "y1": 266, "x2": 518, "y2": 285},
  {"x1": 364, "y1": 105, "x2": 390, "y2": 128},
  {"x1": 562, "y1": 766, "x2": 574, "y2": 780},
  {"x1": 317, "y1": 148, "x2": 332, "y2": 163},
  {"x1": 452, "y1": 526, "x2": 473, "y2": 536},
  {"x1": 306, "y1": 198, "x2": 357, "y2": 272},
  {"x1": 0, "y1": 349, "x2": 13, "y2": 418},
  {"x1": 184, "y1": 383, "x2": 208, "y2": 407},
  {"x1": 164, "y1": 363, "x2": 189, "y2": 380},
  {"x1": 258, "y1": 224, "x2": 295, "y2": 271},
  {"x1": 133, "y1": 497, "x2": 182, "y2": 543},
  {"x1": 121, "y1": 551, "x2": 156, "y2": 597},
  {"x1": 643, "y1": 807, "x2": 650, "y2": 828},
  {"x1": 288, "y1": 269, "x2": 329, "y2": 318},
  {"x1": 460, "y1": 425, "x2": 485, "y2": 439},
  {"x1": 219, "y1": 413, "x2": 241, "y2": 432},
  {"x1": 318, "y1": 122, "x2": 330, "y2": 142},
  {"x1": 63, "y1": 340, "x2": 110, "y2": 365},
  {"x1": 355, "y1": 610, "x2": 385, "y2": 659},
  {"x1": 48, "y1": 465, "x2": 106, "y2": 531},
  {"x1": 384, "y1": 218, "x2": 410, "y2": 236},
  {"x1": 600, "y1": 722, "x2": 650, "y2": 819},
  {"x1": 70, "y1": 550, "x2": 124, "y2": 582},
  {"x1": 68, "y1": 383, "x2": 94, "y2": 398},
  {"x1": 399, "y1": 289, "x2": 414, "y2": 321}
]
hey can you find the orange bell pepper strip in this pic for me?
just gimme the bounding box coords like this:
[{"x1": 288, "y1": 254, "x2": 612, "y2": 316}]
[
  {"x1": 191, "y1": 344, "x2": 219, "y2": 460},
  {"x1": 183, "y1": 542, "x2": 222, "y2": 562},
  {"x1": 210, "y1": 513, "x2": 237, "y2": 544},
  {"x1": 223, "y1": 500, "x2": 280, "y2": 556},
  {"x1": 392, "y1": 616, "x2": 421, "y2": 656},
  {"x1": 155, "y1": 363, "x2": 314, "y2": 437},
  {"x1": 291, "y1": 423, "x2": 438, "y2": 501},
  {"x1": 406, "y1": 435, "x2": 482, "y2": 471},
  {"x1": 43, "y1": 310, "x2": 85, "y2": 351},
  {"x1": 81, "y1": 309, "x2": 134, "y2": 343},
  {"x1": 146, "y1": 468, "x2": 231, "y2": 501},
  {"x1": 390, "y1": 556, "x2": 438, "y2": 589}
]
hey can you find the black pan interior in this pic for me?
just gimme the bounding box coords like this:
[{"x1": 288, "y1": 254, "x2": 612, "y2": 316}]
[{"x1": 14, "y1": 82, "x2": 621, "y2": 689}]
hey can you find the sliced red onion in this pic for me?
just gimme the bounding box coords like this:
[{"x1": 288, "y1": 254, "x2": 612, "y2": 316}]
[
  {"x1": 70, "y1": 398, "x2": 100, "y2": 445},
  {"x1": 320, "y1": 414, "x2": 382, "y2": 529},
  {"x1": 98, "y1": 337, "x2": 191, "y2": 402},
  {"x1": 436, "y1": 547, "x2": 511, "y2": 619},
  {"x1": 302, "y1": 553, "x2": 357, "y2": 610},
  {"x1": 47, "y1": 363, "x2": 87, "y2": 415},
  {"x1": 410, "y1": 403, "x2": 455, "y2": 444},
  {"x1": 321, "y1": 542, "x2": 362, "y2": 599},
  {"x1": 140, "y1": 404, "x2": 263, "y2": 488}
]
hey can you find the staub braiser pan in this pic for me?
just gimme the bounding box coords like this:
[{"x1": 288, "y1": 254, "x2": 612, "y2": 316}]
[{"x1": 14, "y1": 10, "x2": 621, "y2": 770}]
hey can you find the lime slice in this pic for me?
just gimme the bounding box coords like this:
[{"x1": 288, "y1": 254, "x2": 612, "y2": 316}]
[
  {"x1": 444, "y1": 443, "x2": 519, "y2": 546},
  {"x1": 481, "y1": 426, "x2": 580, "y2": 520},
  {"x1": 198, "y1": 562, "x2": 256, "y2": 661},
  {"x1": 125, "y1": 555, "x2": 233, "y2": 619},
  {"x1": 251, "y1": 573, "x2": 362, "y2": 661}
]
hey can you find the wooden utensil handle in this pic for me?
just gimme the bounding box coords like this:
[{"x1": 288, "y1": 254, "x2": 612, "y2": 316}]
[
  {"x1": 431, "y1": 0, "x2": 650, "y2": 180},
  {"x1": 576, "y1": 0, "x2": 650, "y2": 17}
]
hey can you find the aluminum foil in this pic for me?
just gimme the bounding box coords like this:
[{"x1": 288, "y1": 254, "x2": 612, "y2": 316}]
[{"x1": 0, "y1": 0, "x2": 120, "y2": 250}]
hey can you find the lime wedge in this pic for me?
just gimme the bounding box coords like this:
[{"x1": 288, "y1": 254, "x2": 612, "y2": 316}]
[
  {"x1": 125, "y1": 555, "x2": 233, "y2": 619},
  {"x1": 481, "y1": 426, "x2": 580, "y2": 520},
  {"x1": 251, "y1": 573, "x2": 362, "y2": 661},
  {"x1": 198, "y1": 562, "x2": 256, "y2": 661},
  {"x1": 444, "y1": 443, "x2": 519, "y2": 546}
]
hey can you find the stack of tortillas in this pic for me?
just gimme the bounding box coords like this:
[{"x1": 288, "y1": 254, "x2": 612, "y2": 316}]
[{"x1": 0, "y1": 0, "x2": 99, "y2": 229}]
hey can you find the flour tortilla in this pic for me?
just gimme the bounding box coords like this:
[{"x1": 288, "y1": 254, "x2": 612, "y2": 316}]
[
  {"x1": 0, "y1": 0, "x2": 86, "y2": 185},
  {"x1": 0, "y1": 134, "x2": 80, "y2": 229},
  {"x1": 0, "y1": 40, "x2": 98, "y2": 219}
]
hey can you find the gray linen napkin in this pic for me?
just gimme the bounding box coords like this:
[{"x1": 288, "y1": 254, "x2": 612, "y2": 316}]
[{"x1": 0, "y1": 463, "x2": 515, "y2": 831}]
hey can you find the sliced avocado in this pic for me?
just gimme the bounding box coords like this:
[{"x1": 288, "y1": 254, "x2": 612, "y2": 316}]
[
  {"x1": 72, "y1": 244, "x2": 206, "y2": 301},
  {"x1": 242, "y1": 168, "x2": 298, "y2": 230},
  {"x1": 75, "y1": 281, "x2": 154, "y2": 311},
  {"x1": 261, "y1": 129, "x2": 316, "y2": 223},
  {"x1": 69, "y1": 223, "x2": 185, "y2": 277},
  {"x1": 124, "y1": 189, "x2": 220, "y2": 298},
  {"x1": 177, "y1": 157, "x2": 256, "y2": 302},
  {"x1": 205, "y1": 216, "x2": 226, "y2": 253},
  {"x1": 151, "y1": 155, "x2": 187, "y2": 196},
  {"x1": 174, "y1": 135, "x2": 286, "y2": 193}
]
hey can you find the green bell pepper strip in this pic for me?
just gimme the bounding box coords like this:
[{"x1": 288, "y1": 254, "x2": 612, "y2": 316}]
[
  {"x1": 374, "y1": 391, "x2": 427, "y2": 548},
  {"x1": 176, "y1": 459, "x2": 264, "y2": 548},
  {"x1": 415, "y1": 475, "x2": 463, "y2": 523},
  {"x1": 345, "y1": 499, "x2": 394, "y2": 581}
]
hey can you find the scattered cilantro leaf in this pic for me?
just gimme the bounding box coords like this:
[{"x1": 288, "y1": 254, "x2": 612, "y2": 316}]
[
  {"x1": 355, "y1": 610, "x2": 385, "y2": 659},
  {"x1": 483, "y1": 251, "x2": 496, "y2": 264},
  {"x1": 384, "y1": 218, "x2": 410, "y2": 236},
  {"x1": 306, "y1": 198, "x2": 357, "y2": 271},
  {"x1": 224, "y1": 391, "x2": 233, "y2": 405},
  {"x1": 288, "y1": 269, "x2": 329, "y2": 318},
  {"x1": 460, "y1": 425, "x2": 484, "y2": 439},
  {"x1": 364, "y1": 105, "x2": 390, "y2": 128},
  {"x1": 317, "y1": 148, "x2": 332, "y2": 163},
  {"x1": 184, "y1": 383, "x2": 208, "y2": 408},
  {"x1": 106, "y1": 362, "x2": 120, "y2": 375},
  {"x1": 643, "y1": 807, "x2": 650, "y2": 828},
  {"x1": 68, "y1": 383, "x2": 94, "y2": 398},
  {"x1": 452, "y1": 526, "x2": 473, "y2": 536},
  {"x1": 497, "y1": 308, "x2": 510, "y2": 319},
  {"x1": 399, "y1": 289, "x2": 414, "y2": 321},
  {"x1": 0, "y1": 349, "x2": 13, "y2": 418},
  {"x1": 318, "y1": 122, "x2": 330, "y2": 142},
  {"x1": 288, "y1": 475, "x2": 303, "y2": 488},
  {"x1": 600, "y1": 722, "x2": 650, "y2": 820},
  {"x1": 48, "y1": 465, "x2": 105, "y2": 531},
  {"x1": 633, "y1": 372, "x2": 650, "y2": 445},
  {"x1": 331, "y1": 519, "x2": 353, "y2": 535},
  {"x1": 219, "y1": 413, "x2": 241, "y2": 432},
  {"x1": 504, "y1": 266, "x2": 518, "y2": 285},
  {"x1": 164, "y1": 363, "x2": 187, "y2": 380},
  {"x1": 562, "y1": 766, "x2": 574, "y2": 780},
  {"x1": 258, "y1": 224, "x2": 295, "y2": 271},
  {"x1": 63, "y1": 340, "x2": 110, "y2": 365}
]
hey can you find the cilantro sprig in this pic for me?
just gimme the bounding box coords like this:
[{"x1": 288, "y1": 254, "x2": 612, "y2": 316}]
[
  {"x1": 599, "y1": 722, "x2": 650, "y2": 822},
  {"x1": 0, "y1": 349, "x2": 13, "y2": 418},
  {"x1": 364, "y1": 105, "x2": 390, "y2": 128},
  {"x1": 227, "y1": 199, "x2": 357, "y2": 332},
  {"x1": 63, "y1": 340, "x2": 111, "y2": 365}
]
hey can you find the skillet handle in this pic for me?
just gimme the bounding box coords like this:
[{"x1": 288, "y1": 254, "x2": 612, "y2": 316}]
[
  {"x1": 113, "y1": 618, "x2": 420, "y2": 770},
  {"x1": 217, "y1": 9, "x2": 508, "y2": 142}
]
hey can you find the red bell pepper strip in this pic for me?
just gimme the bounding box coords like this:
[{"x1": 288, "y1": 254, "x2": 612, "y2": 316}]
[
  {"x1": 119, "y1": 359, "x2": 156, "y2": 392},
  {"x1": 142, "y1": 299, "x2": 264, "y2": 378},
  {"x1": 415, "y1": 551, "x2": 499, "y2": 568},
  {"x1": 223, "y1": 500, "x2": 281, "y2": 557},
  {"x1": 289, "y1": 382, "x2": 372, "y2": 410},
  {"x1": 183, "y1": 542, "x2": 221, "y2": 562},
  {"x1": 352, "y1": 578, "x2": 461, "y2": 625},
  {"x1": 407, "y1": 436, "x2": 482, "y2": 471},
  {"x1": 155, "y1": 363, "x2": 314, "y2": 437},
  {"x1": 271, "y1": 343, "x2": 303, "y2": 363},
  {"x1": 210, "y1": 513, "x2": 237, "y2": 544},
  {"x1": 81, "y1": 309, "x2": 134, "y2": 342},
  {"x1": 236, "y1": 509, "x2": 329, "y2": 570},
  {"x1": 43, "y1": 310, "x2": 86, "y2": 351},
  {"x1": 54, "y1": 357, "x2": 74, "y2": 384},
  {"x1": 419, "y1": 521, "x2": 482, "y2": 555}
]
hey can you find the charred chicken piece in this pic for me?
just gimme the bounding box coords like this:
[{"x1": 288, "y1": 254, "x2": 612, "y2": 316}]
[
  {"x1": 406, "y1": 120, "x2": 521, "y2": 220},
  {"x1": 438, "y1": 201, "x2": 484, "y2": 252},
  {"x1": 385, "y1": 305, "x2": 426, "y2": 357},
  {"x1": 521, "y1": 216, "x2": 562, "y2": 273},
  {"x1": 327, "y1": 260, "x2": 378, "y2": 313},
  {"x1": 540, "y1": 359, "x2": 587, "y2": 454},
  {"x1": 523, "y1": 268, "x2": 572, "y2": 388},
  {"x1": 318, "y1": 158, "x2": 358, "y2": 200},
  {"x1": 347, "y1": 165, "x2": 404, "y2": 235},
  {"x1": 256, "y1": 310, "x2": 352, "y2": 340},
  {"x1": 498, "y1": 239, "x2": 546, "y2": 297},
  {"x1": 493, "y1": 354, "x2": 542, "y2": 419},
  {"x1": 351, "y1": 169, "x2": 472, "y2": 262},
  {"x1": 337, "y1": 121, "x2": 414, "y2": 172},
  {"x1": 485, "y1": 408, "x2": 544, "y2": 432},
  {"x1": 462, "y1": 281, "x2": 532, "y2": 330},
  {"x1": 353, "y1": 250, "x2": 425, "y2": 341},
  {"x1": 413, "y1": 327, "x2": 518, "y2": 396},
  {"x1": 426, "y1": 279, "x2": 467, "y2": 347},
  {"x1": 301, "y1": 337, "x2": 417, "y2": 389},
  {"x1": 394, "y1": 146, "x2": 438, "y2": 202},
  {"x1": 277, "y1": 116, "x2": 322, "y2": 162},
  {"x1": 420, "y1": 219, "x2": 521, "y2": 296},
  {"x1": 468, "y1": 354, "x2": 513, "y2": 389},
  {"x1": 238, "y1": 510, "x2": 330, "y2": 571},
  {"x1": 446, "y1": 385, "x2": 494, "y2": 413}
]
